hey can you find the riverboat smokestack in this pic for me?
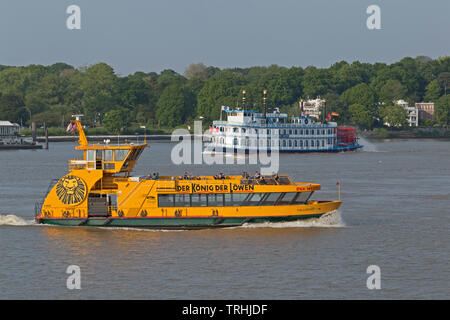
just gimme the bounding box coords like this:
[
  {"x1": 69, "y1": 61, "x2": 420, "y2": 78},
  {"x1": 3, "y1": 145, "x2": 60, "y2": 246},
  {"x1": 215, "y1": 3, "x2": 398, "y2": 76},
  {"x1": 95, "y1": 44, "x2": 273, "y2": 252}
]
[
  {"x1": 242, "y1": 90, "x2": 246, "y2": 110},
  {"x1": 322, "y1": 98, "x2": 327, "y2": 123},
  {"x1": 300, "y1": 98, "x2": 304, "y2": 114},
  {"x1": 263, "y1": 89, "x2": 267, "y2": 121}
]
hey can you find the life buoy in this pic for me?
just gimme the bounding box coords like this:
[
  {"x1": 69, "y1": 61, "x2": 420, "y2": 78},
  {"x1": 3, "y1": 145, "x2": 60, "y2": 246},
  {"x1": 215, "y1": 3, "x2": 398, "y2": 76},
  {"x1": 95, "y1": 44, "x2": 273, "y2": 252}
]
[{"x1": 305, "y1": 119, "x2": 309, "y2": 124}]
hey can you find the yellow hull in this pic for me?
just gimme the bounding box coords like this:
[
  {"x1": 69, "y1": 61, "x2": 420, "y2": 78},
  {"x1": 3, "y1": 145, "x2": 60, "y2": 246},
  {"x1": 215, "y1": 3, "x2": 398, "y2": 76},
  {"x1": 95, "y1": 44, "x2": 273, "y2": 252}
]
[{"x1": 35, "y1": 118, "x2": 342, "y2": 229}]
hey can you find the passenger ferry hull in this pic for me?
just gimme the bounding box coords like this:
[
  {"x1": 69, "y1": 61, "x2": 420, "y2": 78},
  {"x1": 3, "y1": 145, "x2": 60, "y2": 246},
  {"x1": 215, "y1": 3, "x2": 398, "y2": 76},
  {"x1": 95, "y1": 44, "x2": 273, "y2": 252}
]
[{"x1": 36, "y1": 201, "x2": 341, "y2": 229}]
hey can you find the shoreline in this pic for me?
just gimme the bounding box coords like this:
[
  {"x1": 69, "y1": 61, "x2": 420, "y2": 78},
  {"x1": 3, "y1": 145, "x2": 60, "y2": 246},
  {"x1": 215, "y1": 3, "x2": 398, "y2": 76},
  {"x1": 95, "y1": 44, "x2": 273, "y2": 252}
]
[{"x1": 361, "y1": 130, "x2": 450, "y2": 140}]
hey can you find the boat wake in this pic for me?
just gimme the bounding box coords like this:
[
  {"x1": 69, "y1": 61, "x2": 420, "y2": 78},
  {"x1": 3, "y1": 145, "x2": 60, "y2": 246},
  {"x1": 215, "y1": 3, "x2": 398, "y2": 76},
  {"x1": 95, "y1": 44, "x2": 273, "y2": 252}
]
[
  {"x1": 240, "y1": 210, "x2": 346, "y2": 229},
  {"x1": 0, "y1": 214, "x2": 36, "y2": 226}
]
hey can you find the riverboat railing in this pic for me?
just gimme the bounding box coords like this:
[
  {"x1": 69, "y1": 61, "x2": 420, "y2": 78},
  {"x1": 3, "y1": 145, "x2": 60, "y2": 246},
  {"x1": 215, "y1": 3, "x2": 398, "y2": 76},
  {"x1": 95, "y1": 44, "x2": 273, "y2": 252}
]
[{"x1": 241, "y1": 175, "x2": 292, "y2": 185}]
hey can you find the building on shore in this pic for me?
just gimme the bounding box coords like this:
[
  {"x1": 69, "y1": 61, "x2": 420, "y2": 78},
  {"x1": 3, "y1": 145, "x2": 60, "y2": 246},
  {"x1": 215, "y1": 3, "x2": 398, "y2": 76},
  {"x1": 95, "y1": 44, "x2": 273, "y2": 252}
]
[
  {"x1": 415, "y1": 102, "x2": 435, "y2": 120},
  {"x1": 301, "y1": 98, "x2": 323, "y2": 119},
  {"x1": 395, "y1": 100, "x2": 419, "y2": 127},
  {"x1": 0, "y1": 121, "x2": 20, "y2": 144}
]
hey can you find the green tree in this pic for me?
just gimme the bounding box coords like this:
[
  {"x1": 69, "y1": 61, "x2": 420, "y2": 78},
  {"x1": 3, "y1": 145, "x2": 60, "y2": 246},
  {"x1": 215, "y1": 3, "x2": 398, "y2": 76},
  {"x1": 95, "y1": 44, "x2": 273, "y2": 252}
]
[
  {"x1": 156, "y1": 84, "x2": 191, "y2": 127},
  {"x1": 103, "y1": 107, "x2": 132, "y2": 134},
  {"x1": 424, "y1": 79, "x2": 442, "y2": 102},
  {"x1": 80, "y1": 63, "x2": 119, "y2": 125},
  {"x1": 197, "y1": 71, "x2": 246, "y2": 121},
  {"x1": 0, "y1": 93, "x2": 27, "y2": 123},
  {"x1": 379, "y1": 104, "x2": 408, "y2": 127},
  {"x1": 379, "y1": 79, "x2": 407, "y2": 103},
  {"x1": 184, "y1": 63, "x2": 209, "y2": 80},
  {"x1": 348, "y1": 103, "x2": 374, "y2": 129},
  {"x1": 435, "y1": 95, "x2": 450, "y2": 129}
]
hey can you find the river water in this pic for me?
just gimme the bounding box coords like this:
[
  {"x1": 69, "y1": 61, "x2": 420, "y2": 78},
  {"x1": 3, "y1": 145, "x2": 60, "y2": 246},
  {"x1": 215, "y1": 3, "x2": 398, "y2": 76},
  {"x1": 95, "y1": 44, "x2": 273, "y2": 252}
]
[{"x1": 0, "y1": 138, "x2": 449, "y2": 299}]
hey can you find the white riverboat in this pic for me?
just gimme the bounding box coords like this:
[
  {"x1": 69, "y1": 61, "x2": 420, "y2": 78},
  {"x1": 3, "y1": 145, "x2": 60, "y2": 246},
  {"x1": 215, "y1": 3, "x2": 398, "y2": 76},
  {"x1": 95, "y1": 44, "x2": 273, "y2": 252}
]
[{"x1": 206, "y1": 107, "x2": 362, "y2": 153}]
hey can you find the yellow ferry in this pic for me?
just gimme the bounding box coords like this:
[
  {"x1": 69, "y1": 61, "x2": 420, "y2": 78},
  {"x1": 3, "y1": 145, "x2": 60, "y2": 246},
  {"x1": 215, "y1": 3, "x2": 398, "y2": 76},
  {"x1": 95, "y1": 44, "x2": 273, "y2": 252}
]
[{"x1": 35, "y1": 118, "x2": 341, "y2": 229}]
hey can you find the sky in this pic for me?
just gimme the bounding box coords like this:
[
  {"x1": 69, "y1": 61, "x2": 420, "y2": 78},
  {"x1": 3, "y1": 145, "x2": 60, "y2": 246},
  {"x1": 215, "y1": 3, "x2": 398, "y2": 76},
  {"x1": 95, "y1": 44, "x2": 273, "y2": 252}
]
[{"x1": 0, "y1": 0, "x2": 449, "y2": 76}]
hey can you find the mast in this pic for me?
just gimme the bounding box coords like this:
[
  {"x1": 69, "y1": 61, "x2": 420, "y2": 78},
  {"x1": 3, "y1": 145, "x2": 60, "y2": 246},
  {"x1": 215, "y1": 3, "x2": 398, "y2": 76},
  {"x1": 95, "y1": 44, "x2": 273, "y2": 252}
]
[{"x1": 71, "y1": 114, "x2": 88, "y2": 146}]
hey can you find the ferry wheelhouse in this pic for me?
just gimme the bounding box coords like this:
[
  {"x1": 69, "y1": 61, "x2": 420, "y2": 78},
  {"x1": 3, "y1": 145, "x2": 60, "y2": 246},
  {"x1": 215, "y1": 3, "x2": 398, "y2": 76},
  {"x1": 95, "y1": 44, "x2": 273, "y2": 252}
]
[{"x1": 35, "y1": 117, "x2": 341, "y2": 229}]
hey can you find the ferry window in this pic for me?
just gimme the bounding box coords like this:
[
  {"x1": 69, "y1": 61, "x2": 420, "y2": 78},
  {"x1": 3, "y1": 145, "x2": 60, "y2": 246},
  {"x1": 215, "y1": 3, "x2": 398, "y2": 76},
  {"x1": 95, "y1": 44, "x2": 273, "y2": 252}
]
[
  {"x1": 282, "y1": 140, "x2": 286, "y2": 147},
  {"x1": 225, "y1": 193, "x2": 247, "y2": 206},
  {"x1": 242, "y1": 193, "x2": 264, "y2": 206},
  {"x1": 311, "y1": 129, "x2": 315, "y2": 135},
  {"x1": 300, "y1": 129, "x2": 303, "y2": 135},
  {"x1": 300, "y1": 140, "x2": 303, "y2": 147},
  {"x1": 322, "y1": 140, "x2": 325, "y2": 147},
  {"x1": 317, "y1": 140, "x2": 319, "y2": 147},
  {"x1": 87, "y1": 150, "x2": 95, "y2": 161},
  {"x1": 191, "y1": 194, "x2": 208, "y2": 207},
  {"x1": 208, "y1": 193, "x2": 224, "y2": 206},
  {"x1": 233, "y1": 128, "x2": 238, "y2": 133},
  {"x1": 115, "y1": 149, "x2": 128, "y2": 161},
  {"x1": 305, "y1": 140, "x2": 309, "y2": 147},
  {"x1": 242, "y1": 128, "x2": 246, "y2": 133},
  {"x1": 262, "y1": 192, "x2": 283, "y2": 205},
  {"x1": 104, "y1": 150, "x2": 113, "y2": 161},
  {"x1": 294, "y1": 129, "x2": 298, "y2": 135},
  {"x1": 294, "y1": 140, "x2": 298, "y2": 147},
  {"x1": 104, "y1": 163, "x2": 115, "y2": 170},
  {"x1": 175, "y1": 194, "x2": 190, "y2": 207},
  {"x1": 129, "y1": 148, "x2": 144, "y2": 161},
  {"x1": 288, "y1": 129, "x2": 292, "y2": 134},
  {"x1": 311, "y1": 140, "x2": 314, "y2": 147},
  {"x1": 158, "y1": 194, "x2": 174, "y2": 207},
  {"x1": 278, "y1": 192, "x2": 297, "y2": 205},
  {"x1": 305, "y1": 130, "x2": 309, "y2": 135},
  {"x1": 288, "y1": 140, "x2": 292, "y2": 147},
  {"x1": 294, "y1": 191, "x2": 313, "y2": 204}
]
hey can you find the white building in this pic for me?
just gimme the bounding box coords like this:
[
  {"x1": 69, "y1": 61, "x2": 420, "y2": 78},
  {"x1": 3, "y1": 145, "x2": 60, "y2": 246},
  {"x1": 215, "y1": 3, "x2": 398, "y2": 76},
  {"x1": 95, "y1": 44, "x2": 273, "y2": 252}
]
[
  {"x1": 0, "y1": 121, "x2": 20, "y2": 144},
  {"x1": 395, "y1": 100, "x2": 418, "y2": 127},
  {"x1": 301, "y1": 98, "x2": 324, "y2": 120}
]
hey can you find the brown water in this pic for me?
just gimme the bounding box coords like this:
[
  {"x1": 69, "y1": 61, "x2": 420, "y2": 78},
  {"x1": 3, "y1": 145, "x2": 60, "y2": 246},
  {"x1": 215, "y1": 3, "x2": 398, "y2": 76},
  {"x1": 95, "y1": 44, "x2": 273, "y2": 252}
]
[{"x1": 0, "y1": 138, "x2": 449, "y2": 299}]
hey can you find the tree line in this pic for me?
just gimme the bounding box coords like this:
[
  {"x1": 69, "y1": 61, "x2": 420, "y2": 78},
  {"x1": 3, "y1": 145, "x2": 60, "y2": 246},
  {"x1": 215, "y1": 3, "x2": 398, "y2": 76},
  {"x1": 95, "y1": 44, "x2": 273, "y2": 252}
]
[{"x1": 0, "y1": 56, "x2": 449, "y2": 134}]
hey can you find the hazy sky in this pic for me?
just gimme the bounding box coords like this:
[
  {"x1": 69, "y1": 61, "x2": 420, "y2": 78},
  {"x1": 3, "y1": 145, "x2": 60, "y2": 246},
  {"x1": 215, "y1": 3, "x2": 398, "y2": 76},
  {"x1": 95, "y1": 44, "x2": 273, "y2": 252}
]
[{"x1": 1, "y1": 0, "x2": 449, "y2": 75}]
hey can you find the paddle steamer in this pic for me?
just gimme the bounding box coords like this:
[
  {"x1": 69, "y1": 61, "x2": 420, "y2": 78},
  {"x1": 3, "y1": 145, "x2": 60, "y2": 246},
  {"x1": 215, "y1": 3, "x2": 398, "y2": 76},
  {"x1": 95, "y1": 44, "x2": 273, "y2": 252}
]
[
  {"x1": 207, "y1": 92, "x2": 361, "y2": 153},
  {"x1": 35, "y1": 117, "x2": 341, "y2": 229}
]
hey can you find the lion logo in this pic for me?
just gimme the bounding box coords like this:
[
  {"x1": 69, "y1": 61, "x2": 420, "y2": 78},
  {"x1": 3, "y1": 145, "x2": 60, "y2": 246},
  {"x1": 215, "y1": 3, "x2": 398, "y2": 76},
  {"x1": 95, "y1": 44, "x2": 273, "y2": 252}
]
[{"x1": 56, "y1": 175, "x2": 86, "y2": 205}]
